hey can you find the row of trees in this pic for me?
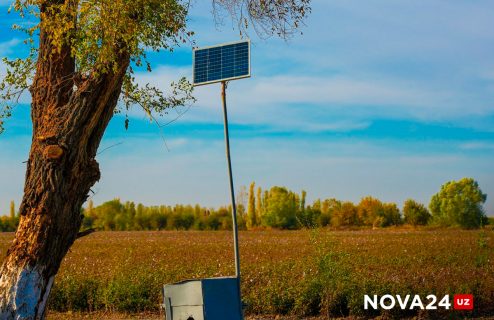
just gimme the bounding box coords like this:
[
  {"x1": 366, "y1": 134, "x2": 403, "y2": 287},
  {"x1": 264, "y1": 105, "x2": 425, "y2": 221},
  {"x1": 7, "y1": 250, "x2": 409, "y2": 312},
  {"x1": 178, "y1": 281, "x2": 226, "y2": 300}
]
[
  {"x1": 242, "y1": 178, "x2": 488, "y2": 229},
  {"x1": 80, "y1": 186, "x2": 426, "y2": 230},
  {"x1": 1, "y1": 178, "x2": 488, "y2": 231},
  {"x1": 241, "y1": 182, "x2": 404, "y2": 229},
  {"x1": 82, "y1": 200, "x2": 234, "y2": 231}
]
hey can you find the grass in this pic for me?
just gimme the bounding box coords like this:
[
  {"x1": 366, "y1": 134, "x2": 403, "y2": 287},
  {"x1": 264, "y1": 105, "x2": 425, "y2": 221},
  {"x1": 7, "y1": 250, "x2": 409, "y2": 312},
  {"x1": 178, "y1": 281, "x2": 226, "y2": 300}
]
[{"x1": 0, "y1": 229, "x2": 493, "y2": 319}]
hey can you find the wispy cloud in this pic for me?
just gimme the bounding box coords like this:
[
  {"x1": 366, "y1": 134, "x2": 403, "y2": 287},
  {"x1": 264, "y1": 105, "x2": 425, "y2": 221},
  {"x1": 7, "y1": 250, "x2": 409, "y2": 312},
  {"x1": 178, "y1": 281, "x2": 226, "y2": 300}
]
[
  {"x1": 214, "y1": 0, "x2": 494, "y2": 124},
  {"x1": 0, "y1": 0, "x2": 13, "y2": 7},
  {"x1": 129, "y1": 64, "x2": 493, "y2": 134},
  {"x1": 0, "y1": 38, "x2": 20, "y2": 56},
  {"x1": 239, "y1": 75, "x2": 445, "y2": 109},
  {"x1": 0, "y1": 59, "x2": 6, "y2": 76},
  {"x1": 459, "y1": 142, "x2": 494, "y2": 151},
  {"x1": 134, "y1": 65, "x2": 191, "y2": 90}
]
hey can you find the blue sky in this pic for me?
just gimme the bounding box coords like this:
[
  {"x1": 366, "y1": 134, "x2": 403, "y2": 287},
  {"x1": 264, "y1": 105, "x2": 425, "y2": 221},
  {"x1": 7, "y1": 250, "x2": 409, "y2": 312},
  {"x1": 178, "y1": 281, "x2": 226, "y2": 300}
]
[{"x1": 1, "y1": 0, "x2": 493, "y2": 215}]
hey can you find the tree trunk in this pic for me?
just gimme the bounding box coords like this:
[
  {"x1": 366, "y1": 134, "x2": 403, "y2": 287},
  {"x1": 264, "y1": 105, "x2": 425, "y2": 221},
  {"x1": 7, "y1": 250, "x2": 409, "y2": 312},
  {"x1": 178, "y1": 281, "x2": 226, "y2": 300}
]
[{"x1": 0, "y1": 3, "x2": 129, "y2": 317}]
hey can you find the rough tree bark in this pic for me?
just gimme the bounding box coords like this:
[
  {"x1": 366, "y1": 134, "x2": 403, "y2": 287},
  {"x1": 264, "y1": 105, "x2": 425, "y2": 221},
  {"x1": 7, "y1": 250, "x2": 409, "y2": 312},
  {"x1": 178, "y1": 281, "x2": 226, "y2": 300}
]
[{"x1": 0, "y1": 2, "x2": 130, "y2": 318}]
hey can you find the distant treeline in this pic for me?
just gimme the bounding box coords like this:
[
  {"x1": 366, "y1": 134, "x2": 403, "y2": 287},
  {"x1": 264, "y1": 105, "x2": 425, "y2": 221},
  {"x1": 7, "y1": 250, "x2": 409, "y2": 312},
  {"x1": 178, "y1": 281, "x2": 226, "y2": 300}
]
[
  {"x1": 1, "y1": 177, "x2": 490, "y2": 231},
  {"x1": 82, "y1": 192, "x2": 405, "y2": 231}
]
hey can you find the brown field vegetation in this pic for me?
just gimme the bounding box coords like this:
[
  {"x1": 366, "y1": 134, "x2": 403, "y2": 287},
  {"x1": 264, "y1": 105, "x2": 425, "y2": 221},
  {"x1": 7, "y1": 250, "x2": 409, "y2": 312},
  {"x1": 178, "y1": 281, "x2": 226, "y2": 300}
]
[{"x1": 1, "y1": 229, "x2": 493, "y2": 319}]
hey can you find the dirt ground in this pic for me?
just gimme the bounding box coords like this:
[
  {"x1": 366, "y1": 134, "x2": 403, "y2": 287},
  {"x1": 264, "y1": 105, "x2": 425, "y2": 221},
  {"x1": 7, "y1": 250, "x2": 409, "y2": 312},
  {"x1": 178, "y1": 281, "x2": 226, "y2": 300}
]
[
  {"x1": 47, "y1": 312, "x2": 328, "y2": 320},
  {"x1": 46, "y1": 312, "x2": 494, "y2": 320}
]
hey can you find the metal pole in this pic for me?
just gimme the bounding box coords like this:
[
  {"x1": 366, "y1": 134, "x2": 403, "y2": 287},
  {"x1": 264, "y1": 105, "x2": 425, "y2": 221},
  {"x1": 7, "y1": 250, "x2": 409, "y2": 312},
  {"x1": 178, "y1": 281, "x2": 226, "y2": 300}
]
[{"x1": 221, "y1": 81, "x2": 241, "y2": 281}]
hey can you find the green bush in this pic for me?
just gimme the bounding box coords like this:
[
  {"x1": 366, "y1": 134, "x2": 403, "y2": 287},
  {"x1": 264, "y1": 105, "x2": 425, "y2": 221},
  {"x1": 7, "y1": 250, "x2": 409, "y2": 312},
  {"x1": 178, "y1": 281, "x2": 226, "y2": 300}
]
[
  {"x1": 429, "y1": 178, "x2": 487, "y2": 228},
  {"x1": 102, "y1": 276, "x2": 157, "y2": 312},
  {"x1": 403, "y1": 199, "x2": 431, "y2": 226},
  {"x1": 49, "y1": 277, "x2": 101, "y2": 311}
]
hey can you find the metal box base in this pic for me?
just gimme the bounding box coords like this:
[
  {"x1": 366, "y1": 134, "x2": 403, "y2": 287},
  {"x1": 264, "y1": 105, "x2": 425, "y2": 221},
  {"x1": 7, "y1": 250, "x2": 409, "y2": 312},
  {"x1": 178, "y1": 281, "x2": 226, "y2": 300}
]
[{"x1": 162, "y1": 276, "x2": 243, "y2": 320}]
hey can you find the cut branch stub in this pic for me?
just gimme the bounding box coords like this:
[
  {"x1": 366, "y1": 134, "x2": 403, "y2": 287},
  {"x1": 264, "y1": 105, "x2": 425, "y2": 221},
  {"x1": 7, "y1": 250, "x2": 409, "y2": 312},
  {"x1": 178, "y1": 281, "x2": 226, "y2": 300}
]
[
  {"x1": 43, "y1": 145, "x2": 64, "y2": 160},
  {"x1": 36, "y1": 133, "x2": 57, "y2": 143}
]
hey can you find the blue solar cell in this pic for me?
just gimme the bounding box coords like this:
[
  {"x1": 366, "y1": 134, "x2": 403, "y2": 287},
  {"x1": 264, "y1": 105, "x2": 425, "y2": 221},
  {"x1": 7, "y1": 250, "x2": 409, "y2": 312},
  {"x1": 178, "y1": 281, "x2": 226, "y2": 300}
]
[{"x1": 193, "y1": 40, "x2": 250, "y2": 85}]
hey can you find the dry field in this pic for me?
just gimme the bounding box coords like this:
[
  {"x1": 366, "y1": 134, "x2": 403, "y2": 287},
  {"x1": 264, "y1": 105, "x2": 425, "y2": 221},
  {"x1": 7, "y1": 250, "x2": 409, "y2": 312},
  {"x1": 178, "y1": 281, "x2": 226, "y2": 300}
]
[{"x1": 1, "y1": 229, "x2": 493, "y2": 319}]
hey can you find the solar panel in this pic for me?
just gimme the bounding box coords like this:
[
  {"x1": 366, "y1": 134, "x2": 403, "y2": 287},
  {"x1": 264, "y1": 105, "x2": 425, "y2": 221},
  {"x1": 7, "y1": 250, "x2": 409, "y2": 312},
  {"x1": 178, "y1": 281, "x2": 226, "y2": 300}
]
[{"x1": 193, "y1": 40, "x2": 250, "y2": 86}]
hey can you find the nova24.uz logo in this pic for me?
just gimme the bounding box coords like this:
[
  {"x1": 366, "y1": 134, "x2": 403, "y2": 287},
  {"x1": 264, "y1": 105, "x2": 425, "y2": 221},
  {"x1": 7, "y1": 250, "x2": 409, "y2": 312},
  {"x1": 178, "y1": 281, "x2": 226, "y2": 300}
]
[{"x1": 364, "y1": 294, "x2": 473, "y2": 311}]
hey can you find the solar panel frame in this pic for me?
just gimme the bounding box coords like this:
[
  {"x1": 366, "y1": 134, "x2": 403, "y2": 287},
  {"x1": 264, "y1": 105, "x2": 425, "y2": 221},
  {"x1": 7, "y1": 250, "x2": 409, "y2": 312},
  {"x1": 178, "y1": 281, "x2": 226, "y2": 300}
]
[{"x1": 193, "y1": 40, "x2": 251, "y2": 86}]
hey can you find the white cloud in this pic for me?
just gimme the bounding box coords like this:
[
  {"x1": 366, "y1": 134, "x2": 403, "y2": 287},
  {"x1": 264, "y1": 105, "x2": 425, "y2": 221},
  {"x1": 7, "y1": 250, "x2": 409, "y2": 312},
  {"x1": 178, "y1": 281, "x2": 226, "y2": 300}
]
[
  {"x1": 132, "y1": 4, "x2": 494, "y2": 126},
  {"x1": 459, "y1": 142, "x2": 494, "y2": 151},
  {"x1": 128, "y1": 64, "x2": 492, "y2": 134},
  {"x1": 134, "y1": 65, "x2": 191, "y2": 90},
  {"x1": 240, "y1": 76, "x2": 440, "y2": 108},
  {"x1": 0, "y1": 59, "x2": 6, "y2": 76},
  {"x1": 0, "y1": 0, "x2": 13, "y2": 7},
  {"x1": 0, "y1": 38, "x2": 20, "y2": 56}
]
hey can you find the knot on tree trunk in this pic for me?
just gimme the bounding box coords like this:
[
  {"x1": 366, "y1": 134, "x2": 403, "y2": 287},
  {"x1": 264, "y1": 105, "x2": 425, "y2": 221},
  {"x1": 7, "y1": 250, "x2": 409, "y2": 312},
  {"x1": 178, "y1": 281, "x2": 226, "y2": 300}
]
[
  {"x1": 43, "y1": 145, "x2": 64, "y2": 160},
  {"x1": 87, "y1": 158, "x2": 101, "y2": 182}
]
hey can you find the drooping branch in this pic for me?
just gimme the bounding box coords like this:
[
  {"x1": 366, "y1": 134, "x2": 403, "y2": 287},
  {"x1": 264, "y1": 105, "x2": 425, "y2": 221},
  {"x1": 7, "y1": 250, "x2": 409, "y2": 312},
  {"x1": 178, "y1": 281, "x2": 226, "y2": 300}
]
[{"x1": 212, "y1": 0, "x2": 311, "y2": 39}]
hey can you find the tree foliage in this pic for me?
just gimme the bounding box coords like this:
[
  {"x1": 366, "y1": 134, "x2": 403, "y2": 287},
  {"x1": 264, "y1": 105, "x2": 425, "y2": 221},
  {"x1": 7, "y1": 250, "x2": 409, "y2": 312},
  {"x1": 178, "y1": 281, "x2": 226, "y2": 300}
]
[
  {"x1": 255, "y1": 186, "x2": 263, "y2": 224},
  {"x1": 355, "y1": 196, "x2": 402, "y2": 227},
  {"x1": 262, "y1": 186, "x2": 299, "y2": 229},
  {"x1": 212, "y1": 0, "x2": 311, "y2": 39},
  {"x1": 0, "y1": 201, "x2": 19, "y2": 231},
  {"x1": 403, "y1": 199, "x2": 431, "y2": 226},
  {"x1": 82, "y1": 199, "x2": 236, "y2": 231},
  {"x1": 1, "y1": 0, "x2": 195, "y2": 131},
  {"x1": 4, "y1": 178, "x2": 489, "y2": 232},
  {"x1": 73, "y1": 186, "x2": 407, "y2": 231},
  {"x1": 429, "y1": 178, "x2": 487, "y2": 228},
  {"x1": 246, "y1": 181, "x2": 257, "y2": 229},
  {"x1": 357, "y1": 196, "x2": 383, "y2": 226},
  {"x1": 379, "y1": 202, "x2": 402, "y2": 227},
  {"x1": 0, "y1": 216, "x2": 19, "y2": 232},
  {"x1": 9, "y1": 201, "x2": 15, "y2": 219}
]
